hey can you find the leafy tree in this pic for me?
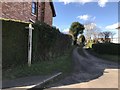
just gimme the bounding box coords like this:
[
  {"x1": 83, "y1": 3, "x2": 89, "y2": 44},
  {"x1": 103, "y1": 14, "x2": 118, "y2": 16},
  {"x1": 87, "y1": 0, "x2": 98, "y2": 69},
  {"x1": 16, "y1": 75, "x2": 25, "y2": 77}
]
[
  {"x1": 80, "y1": 34, "x2": 86, "y2": 43},
  {"x1": 78, "y1": 34, "x2": 86, "y2": 47},
  {"x1": 69, "y1": 22, "x2": 85, "y2": 45}
]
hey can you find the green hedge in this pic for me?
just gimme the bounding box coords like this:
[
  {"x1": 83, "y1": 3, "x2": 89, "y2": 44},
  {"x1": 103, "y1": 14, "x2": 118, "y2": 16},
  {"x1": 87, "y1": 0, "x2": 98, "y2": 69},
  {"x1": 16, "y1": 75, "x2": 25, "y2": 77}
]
[
  {"x1": 32, "y1": 21, "x2": 72, "y2": 62},
  {"x1": 92, "y1": 43, "x2": 120, "y2": 55},
  {"x1": 2, "y1": 20, "x2": 29, "y2": 69},
  {"x1": 2, "y1": 20, "x2": 72, "y2": 69}
]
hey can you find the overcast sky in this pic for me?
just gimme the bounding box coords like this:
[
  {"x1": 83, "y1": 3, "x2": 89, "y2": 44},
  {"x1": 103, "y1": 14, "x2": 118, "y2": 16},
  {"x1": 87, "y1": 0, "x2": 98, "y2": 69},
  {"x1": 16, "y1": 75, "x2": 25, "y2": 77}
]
[{"x1": 53, "y1": 0, "x2": 119, "y2": 38}]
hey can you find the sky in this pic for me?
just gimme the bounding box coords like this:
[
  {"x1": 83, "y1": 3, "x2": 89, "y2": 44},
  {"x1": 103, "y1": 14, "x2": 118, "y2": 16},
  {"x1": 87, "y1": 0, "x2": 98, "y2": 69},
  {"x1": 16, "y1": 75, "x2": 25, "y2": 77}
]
[{"x1": 52, "y1": 0, "x2": 119, "y2": 39}]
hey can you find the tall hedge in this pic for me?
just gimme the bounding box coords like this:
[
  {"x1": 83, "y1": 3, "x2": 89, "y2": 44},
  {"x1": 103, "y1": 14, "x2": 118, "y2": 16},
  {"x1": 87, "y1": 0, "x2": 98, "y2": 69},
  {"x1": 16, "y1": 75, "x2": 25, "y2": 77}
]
[
  {"x1": 2, "y1": 20, "x2": 72, "y2": 69},
  {"x1": 2, "y1": 20, "x2": 29, "y2": 69},
  {"x1": 92, "y1": 43, "x2": 120, "y2": 55},
  {"x1": 32, "y1": 21, "x2": 72, "y2": 62}
]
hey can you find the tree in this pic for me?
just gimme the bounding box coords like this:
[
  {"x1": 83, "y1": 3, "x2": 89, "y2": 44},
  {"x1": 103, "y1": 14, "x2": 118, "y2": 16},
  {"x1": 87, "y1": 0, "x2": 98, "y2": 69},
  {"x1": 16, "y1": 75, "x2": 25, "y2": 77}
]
[
  {"x1": 78, "y1": 34, "x2": 86, "y2": 47},
  {"x1": 98, "y1": 31, "x2": 115, "y2": 43},
  {"x1": 84, "y1": 22, "x2": 100, "y2": 41},
  {"x1": 69, "y1": 22, "x2": 85, "y2": 45},
  {"x1": 103, "y1": 31, "x2": 111, "y2": 39}
]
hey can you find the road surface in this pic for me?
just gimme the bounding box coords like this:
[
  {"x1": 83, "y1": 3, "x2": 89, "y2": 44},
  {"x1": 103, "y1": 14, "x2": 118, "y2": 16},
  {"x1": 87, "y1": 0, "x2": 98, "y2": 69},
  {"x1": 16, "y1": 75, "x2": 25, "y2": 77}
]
[{"x1": 46, "y1": 47, "x2": 119, "y2": 89}]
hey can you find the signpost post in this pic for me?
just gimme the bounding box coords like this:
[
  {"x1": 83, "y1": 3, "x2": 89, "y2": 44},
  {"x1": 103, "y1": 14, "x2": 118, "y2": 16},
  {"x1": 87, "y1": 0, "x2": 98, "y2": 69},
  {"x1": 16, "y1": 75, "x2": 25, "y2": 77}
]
[{"x1": 26, "y1": 24, "x2": 34, "y2": 67}]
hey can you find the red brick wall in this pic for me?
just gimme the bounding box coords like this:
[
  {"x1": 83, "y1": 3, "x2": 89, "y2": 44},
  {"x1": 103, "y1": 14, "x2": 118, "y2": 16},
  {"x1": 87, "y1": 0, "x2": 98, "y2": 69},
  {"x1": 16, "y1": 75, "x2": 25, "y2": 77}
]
[
  {"x1": 1, "y1": 2, "x2": 37, "y2": 22},
  {"x1": 0, "y1": 2, "x2": 2, "y2": 17},
  {"x1": 44, "y1": 2, "x2": 53, "y2": 26},
  {"x1": 37, "y1": 2, "x2": 42, "y2": 21},
  {"x1": 1, "y1": 2, "x2": 54, "y2": 26}
]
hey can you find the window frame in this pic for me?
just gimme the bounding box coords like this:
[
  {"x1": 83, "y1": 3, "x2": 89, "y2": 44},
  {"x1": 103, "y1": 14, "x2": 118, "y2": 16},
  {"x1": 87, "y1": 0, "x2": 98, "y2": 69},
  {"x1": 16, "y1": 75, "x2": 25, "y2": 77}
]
[{"x1": 31, "y1": 1, "x2": 37, "y2": 15}]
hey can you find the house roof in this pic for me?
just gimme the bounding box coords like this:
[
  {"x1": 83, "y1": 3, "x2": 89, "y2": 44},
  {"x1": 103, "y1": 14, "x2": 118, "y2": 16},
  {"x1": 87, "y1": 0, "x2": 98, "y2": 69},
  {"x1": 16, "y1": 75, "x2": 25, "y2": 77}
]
[{"x1": 50, "y1": 2, "x2": 56, "y2": 17}]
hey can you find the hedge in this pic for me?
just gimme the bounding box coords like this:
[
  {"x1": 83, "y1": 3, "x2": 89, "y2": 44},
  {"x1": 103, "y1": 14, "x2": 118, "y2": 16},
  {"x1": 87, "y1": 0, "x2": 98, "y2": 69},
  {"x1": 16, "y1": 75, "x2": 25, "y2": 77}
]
[
  {"x1": 2, "y1": 20, "x2": 29, "y2": 69},
  {"x1": 92, "y1": 43, "x2": 120, "y2": 55},
  {"x1": 2, "y1": 20, "x2": 72, "y2": 69},
  {"x1": 32, "y1": 21, "x2": 72, "y2": 62}
]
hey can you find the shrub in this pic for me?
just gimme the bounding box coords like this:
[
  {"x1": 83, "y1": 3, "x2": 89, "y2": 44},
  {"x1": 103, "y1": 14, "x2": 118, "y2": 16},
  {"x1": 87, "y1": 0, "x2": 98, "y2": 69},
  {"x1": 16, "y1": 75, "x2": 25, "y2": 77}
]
[
  {"x1": 92, "y1": 43, "x2": 120, "y2": 55},
  {"x1": 85, "y1": 40, "x2": 94, "y2": 48},
  {"x1": 32, "y1": 21, "x2": 72, "y2": 62},
  {"x1": 2, "y1": 20, "x2": 72, "y2": 69},
  {"x1": 2, "y1": 19, "x2": 29, "y2": 69}
]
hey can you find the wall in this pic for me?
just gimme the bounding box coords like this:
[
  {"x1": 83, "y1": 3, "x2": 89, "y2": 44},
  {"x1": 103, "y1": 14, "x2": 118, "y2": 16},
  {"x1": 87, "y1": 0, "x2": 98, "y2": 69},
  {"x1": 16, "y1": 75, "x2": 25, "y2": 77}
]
[
  {"x1": 0, "y1": 2, "x2": 2, "y2": 17},
  {"x1": 1, "y1": 2, "x2": 37, "y2": 22},
  {"x1": 44, "y1": 2, "x2": 53, "y2": 26},
  {"x1": 1, "y1": 2, "x2": 54, "y2": 26}
]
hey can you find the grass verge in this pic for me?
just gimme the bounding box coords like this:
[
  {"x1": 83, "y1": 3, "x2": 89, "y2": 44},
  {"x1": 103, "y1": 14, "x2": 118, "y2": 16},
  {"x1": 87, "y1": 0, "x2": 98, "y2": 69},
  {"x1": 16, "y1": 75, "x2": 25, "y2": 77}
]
[{"x1": 3, "y1": 48, "x2": 74, "y2": 80}]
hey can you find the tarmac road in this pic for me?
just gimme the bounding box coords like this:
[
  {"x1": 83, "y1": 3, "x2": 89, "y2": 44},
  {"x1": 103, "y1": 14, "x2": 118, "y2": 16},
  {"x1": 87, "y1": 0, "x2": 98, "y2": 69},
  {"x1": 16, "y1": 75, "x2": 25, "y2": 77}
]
[{"x1": 45, "y1": 47, "x2": 119, "y2": 89}]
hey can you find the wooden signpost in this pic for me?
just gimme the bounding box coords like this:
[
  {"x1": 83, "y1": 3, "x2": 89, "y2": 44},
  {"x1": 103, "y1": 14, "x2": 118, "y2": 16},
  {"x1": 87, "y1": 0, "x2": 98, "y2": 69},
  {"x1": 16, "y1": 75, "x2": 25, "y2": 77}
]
[{"x1": 26, "y1": 24, "x2": 34, "y2": 67}]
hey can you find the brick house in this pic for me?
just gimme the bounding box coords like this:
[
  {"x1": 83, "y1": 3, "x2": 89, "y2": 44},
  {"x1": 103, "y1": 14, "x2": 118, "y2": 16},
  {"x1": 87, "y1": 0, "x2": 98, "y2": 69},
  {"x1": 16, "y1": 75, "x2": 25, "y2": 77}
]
[{"x1": 0, "y1": 1, "x2": 56, "y2": 26}]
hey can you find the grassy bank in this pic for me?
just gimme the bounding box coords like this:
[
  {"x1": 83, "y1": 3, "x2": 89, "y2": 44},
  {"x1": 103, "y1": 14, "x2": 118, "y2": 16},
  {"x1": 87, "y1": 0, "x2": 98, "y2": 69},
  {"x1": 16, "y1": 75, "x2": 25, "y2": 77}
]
[{"x1": 3, "y1": 48, "x2": 74, "y2": 80}]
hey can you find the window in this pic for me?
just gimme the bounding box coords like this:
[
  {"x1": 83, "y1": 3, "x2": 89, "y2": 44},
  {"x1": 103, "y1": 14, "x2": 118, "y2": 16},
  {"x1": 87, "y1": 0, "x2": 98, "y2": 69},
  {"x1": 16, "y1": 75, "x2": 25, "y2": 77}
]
[{"x1": 32, "y1": 1, "x2": 37, "y2": 15}]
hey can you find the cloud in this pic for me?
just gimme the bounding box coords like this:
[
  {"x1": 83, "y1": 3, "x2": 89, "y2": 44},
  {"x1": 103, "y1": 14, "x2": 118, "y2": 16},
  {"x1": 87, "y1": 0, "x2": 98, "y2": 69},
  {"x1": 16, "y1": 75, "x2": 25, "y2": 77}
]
[
  {"x1": 98, "y1": 0, "x2": 108, "y2": 7},
  {"x1": 84, "y1": 23, "x2": 97, "y2": 30},
  {"x1": 62, "y1": 28, "x2": 69, "y2": 34},
  {"x1": 76, "y1": 0, "x2": 94, "y2": 4},
  {"x1": 105, "y1": 22, "x2": 120, "y2": 30},
  {"x1": 58, "y1": 0, "x2": 119, "y2": 7},
  {"x1": 77, "y1": 14, "x2": 96, "y2": 21},
  {"x1": 77, "y1": 15, "x2": 91, "y2": 21},
  {"x1": 58, "y1": 0, "x2": 93, "y2": 4},
  {"x1": 58, "y1": 0, "x2": 72, "y2": 4}
]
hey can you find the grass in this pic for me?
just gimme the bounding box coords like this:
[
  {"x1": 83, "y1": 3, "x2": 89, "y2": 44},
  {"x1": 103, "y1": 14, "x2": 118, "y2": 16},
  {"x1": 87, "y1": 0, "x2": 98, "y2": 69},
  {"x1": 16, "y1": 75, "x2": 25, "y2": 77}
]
[{"x1": 3, "y1": 48, "x2": 74, "y2": 80}]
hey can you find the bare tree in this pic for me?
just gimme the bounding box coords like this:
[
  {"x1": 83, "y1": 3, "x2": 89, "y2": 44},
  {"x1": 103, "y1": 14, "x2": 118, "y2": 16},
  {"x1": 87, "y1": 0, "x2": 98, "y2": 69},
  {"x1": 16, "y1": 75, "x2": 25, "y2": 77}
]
[
  {"x1": 103, "y1": 31, "x2": 112, "y2": 39},
  {"x1": 84, "y1": 21, "x2": 100, "y2": 41},
  {"x1": 98, "y1": 32, "x2": 104, "y2": 38},
  {"x1": 98, "y1": 31, "x2": 115, "y2": 43}
]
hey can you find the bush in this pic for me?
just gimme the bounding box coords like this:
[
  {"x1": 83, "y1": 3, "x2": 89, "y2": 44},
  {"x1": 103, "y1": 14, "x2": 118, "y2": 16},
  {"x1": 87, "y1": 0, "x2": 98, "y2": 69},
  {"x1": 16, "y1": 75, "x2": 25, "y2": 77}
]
[
  {"x1": 32, "y1": 21, "x2": 72, "y2": 62},
  {"x1": 2, "y1": 20, "x2": 72, "y2": 69},
  {"x1": 2, "y1": 19, "x2": 29, "y2": 69},
  {"x1": 92, "y1": 43, "x2": 120, "y2": 55},
  {"x1": 85, "y1": 40, "x2": 94, "y2": 48}
]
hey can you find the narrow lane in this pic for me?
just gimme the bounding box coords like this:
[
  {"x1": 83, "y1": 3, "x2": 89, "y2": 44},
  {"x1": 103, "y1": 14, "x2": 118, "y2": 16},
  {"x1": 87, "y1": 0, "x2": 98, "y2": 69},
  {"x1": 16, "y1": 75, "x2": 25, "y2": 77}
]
[{"x1": 45, "y1": 47, "x2": 119, "y2": 89}]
